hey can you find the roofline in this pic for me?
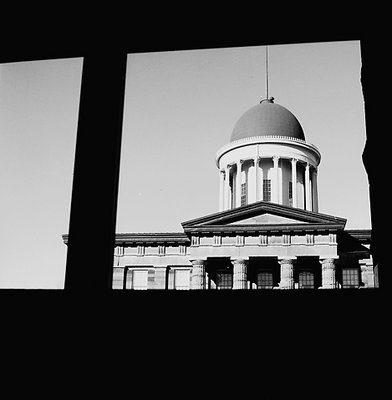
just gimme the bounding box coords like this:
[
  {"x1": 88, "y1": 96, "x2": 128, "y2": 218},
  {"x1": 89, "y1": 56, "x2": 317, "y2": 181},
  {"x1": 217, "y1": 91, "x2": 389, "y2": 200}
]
[
  {"x1": 343, "y1": 229, "x2": 372, "y2": 244},
  {"x1": 183, "y1": 223, "x2": 344, "y2": 235},
  {"x1": 182, "y1": 201, "x2": 347, "y2": 228},
  {"x1": 115, "y1": 232, "x2": 189, "y2": 245},
  {"x1": 62, "y1": 232, "x2": 190, "y2": 246}
]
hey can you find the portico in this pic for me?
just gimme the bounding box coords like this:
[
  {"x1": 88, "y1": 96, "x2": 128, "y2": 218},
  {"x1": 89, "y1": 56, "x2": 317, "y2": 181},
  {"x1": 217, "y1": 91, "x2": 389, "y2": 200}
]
[
  {"x1": 182, "y1": 200, "x2": 345, "y2": 290},
  {"x1": 188, "y1": 255, "x2": 338, "y2": 290}
]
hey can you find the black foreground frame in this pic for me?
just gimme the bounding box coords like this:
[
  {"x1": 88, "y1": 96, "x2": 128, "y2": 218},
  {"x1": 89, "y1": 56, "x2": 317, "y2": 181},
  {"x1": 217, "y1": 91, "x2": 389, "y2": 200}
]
[{"x1": 0, "y1": 33, "x2": 386, "y2": 294}]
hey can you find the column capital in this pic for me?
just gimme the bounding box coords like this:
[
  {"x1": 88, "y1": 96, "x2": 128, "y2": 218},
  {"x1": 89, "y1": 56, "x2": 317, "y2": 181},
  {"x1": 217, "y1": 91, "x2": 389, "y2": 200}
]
[
  {"x1": 230, "y1": 257, "x2": 249, "y2": 264},
  {"x1": 278, "y1": 257, "x2": 296, "y2": 264},
  {"x1": 319, "y1": 257, "x2": 339, "y2": 264},
  {"x1": 190, "y1": 259, "x2": 207, "y2": 266},
  {"x1": 291, "y1": 157, "x2": 298, "y2": 164},
  {"x1": 272, "y1": 155, "x2": 280, "y2": 163}
]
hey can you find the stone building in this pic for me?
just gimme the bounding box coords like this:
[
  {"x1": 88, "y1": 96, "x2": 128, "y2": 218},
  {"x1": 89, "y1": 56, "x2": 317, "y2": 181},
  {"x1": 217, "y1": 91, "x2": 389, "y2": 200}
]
[{"x1": 64, "y1": 97, "x2": 375, "y2": 290}]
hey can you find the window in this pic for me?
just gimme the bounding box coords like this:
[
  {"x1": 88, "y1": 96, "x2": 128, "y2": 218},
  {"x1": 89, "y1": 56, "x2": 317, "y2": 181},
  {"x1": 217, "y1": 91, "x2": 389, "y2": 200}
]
[
  {"x1": 241, "y1": 182, "x2": 247, "y2": 206},
  {"x1": 299, "y1": 271, "x2": 314, "y2": 289},
  {"x1": 216, "y1": 272, "x2": 232, "y2": 289},
  {"x1": 263, "y1": 179, "x2": 271, "y2": 202},
  {"x1": 288, "y1": 181, "x2": 293, "y2": 207},
  {"x1": 342, "y1": 268, "x2": 359, "y2": 288},
  {"x1": 174, "y1": 269, "x2": 190, "y2": 290},
  {"x1": 126, "y1": 269, "x2": 148, "y2": 290},
  {"x1": 257, "y1": 271, "x2": 273, "y2": 289}
]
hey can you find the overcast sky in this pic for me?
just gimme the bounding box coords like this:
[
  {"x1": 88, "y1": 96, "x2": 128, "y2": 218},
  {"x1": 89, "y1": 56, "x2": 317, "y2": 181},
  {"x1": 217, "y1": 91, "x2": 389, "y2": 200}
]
[{"x1": 0, "y1": 40, "x2": 369, "y2": 288}]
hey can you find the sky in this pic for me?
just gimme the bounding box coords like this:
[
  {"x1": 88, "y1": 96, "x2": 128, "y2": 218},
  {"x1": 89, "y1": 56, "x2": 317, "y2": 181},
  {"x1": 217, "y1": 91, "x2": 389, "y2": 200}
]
[{"x1": 0, "y1": 40, "x2": 369, "y2": 288}]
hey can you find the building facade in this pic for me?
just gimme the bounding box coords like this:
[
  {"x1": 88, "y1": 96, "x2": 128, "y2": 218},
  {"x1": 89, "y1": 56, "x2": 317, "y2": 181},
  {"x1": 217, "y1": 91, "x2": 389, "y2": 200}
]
[{"x1": 63, "y1": 97, "x2": 375, "y2": 290}]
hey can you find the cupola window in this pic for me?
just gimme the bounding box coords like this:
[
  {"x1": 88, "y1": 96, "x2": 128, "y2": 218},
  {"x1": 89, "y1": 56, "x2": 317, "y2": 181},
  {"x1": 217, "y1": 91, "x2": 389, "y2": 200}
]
[
  {"x1": 263, "y1": 179, "x2": 271, "y2": 202},
  {"x1": 241, "y1": 182, "x2": 247, "y2": 206}
]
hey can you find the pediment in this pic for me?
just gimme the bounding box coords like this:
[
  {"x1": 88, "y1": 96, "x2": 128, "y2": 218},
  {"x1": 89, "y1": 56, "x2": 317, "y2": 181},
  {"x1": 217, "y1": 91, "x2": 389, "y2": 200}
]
[
  {"x1": 227, "y1": 212, "x2": 309, "y2": 225},
  {"x1": 181, "y1": 201, "x2": 346, "y2": 232}
]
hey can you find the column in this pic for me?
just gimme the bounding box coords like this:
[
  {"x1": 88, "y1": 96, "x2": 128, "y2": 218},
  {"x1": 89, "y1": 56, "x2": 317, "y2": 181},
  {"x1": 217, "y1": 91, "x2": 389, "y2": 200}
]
[
  {"x1": 311, "y1": 168, "x2": 318, "y2": 212},
  {"x1": 366, "y1": 263, "x2": 375, "y2": 288},
  {"x1": 272, "y1": 156, "x2": 279, "y2": 204},
  {"x1": 291, "y1": 158, "x2": 298, "y2": 208},
  {"x1": 254, "y1": 157, "x2": 260, "y2": 202},
  {"x1": 278, "y1": 258, "x2": 295, "y2": 289},
  {"x1": 190, "y1": 259, "x2": 206, "y2": 289},
  {"x1": 236, "y1": 160, "x2": 243, "y2": 208},
  {"x1": 219, "y1": 169, "x2": 225, "y2": 211},
  {"x1": 231, "y1": 258, "x2": 248, "y2": 289},
  {"x1": 319, "y1": 258, "x2": 336, "y2": 289},
  {"x1": 259, "y1": 158, "x2": 264, "y2": 201},
  {"x1": 224, "y1": 165, "x2": 231, "y2": 210},
  {"x1": 305, "y1": 163, "x2": 312, "y2": 211}
]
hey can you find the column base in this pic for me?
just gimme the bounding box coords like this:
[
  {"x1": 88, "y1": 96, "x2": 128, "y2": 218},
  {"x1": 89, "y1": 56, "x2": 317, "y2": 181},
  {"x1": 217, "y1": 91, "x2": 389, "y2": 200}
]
[{"x1": 274, "y1": 284, "x2": 293, "y2": 290}]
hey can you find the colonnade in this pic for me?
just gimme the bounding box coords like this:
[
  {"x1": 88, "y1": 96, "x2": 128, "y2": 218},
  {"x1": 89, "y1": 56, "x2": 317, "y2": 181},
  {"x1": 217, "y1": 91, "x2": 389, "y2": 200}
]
[
  {"x1": 219, "y1": 156, "x2": 318, "y2": 212},
  {"x1": 190, "y1": 257, "x2": 337, "y2": 289}
]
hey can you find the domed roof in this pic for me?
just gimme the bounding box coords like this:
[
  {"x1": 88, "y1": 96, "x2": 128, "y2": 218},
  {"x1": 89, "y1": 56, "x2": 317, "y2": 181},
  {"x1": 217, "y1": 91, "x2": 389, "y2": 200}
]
[{"x1": 230, "y1": 97, "x2": 305, "y2": 142}]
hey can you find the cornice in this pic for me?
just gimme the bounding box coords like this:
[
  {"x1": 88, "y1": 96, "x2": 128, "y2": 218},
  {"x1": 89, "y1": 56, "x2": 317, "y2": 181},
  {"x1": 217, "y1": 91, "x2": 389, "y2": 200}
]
[
  {"x1": 115, "y1": 232, "x2": 189, "y2": 245},
  {"x1": 183, "y1": 223, "x2": 344, "y2": 236},
  {"x1": 215, "y1": 135, "x2": 321, "y2": 167},
  {"x1": 62, "y1": 232, "x2": 190, "y2": 246},
  {"x1": 343, "y1": 229, "x2": 372, "y2": 244}
]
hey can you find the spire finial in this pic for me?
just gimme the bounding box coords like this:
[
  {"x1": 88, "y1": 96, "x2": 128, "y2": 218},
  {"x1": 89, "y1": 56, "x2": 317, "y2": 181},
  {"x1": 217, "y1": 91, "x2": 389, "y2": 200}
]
[
  {"x1": 260, "y1": 46, "x2": 274, "y2": 104},
  {"x1": 265, "y1": 45, "x2": 269, "y2": 100}
]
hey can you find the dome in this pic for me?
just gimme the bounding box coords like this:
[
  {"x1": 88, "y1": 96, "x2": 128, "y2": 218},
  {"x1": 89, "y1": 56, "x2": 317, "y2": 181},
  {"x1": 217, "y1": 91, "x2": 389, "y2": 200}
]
[{"x1": 230, "y1": 98, "x2": 305, "y2": 142}]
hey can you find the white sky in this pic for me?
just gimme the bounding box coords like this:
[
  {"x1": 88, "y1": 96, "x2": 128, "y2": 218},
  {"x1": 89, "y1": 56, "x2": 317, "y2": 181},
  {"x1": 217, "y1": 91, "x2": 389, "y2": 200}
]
[{"x1": 0, "y1": 40, "x2": 370, "y2": 288}]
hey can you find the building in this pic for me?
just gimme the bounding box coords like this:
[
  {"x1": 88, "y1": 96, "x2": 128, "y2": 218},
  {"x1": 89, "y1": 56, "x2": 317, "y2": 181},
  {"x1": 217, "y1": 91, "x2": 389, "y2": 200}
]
[{"x1": 63, "y1": 96, "x2": 375, "y2": 290}]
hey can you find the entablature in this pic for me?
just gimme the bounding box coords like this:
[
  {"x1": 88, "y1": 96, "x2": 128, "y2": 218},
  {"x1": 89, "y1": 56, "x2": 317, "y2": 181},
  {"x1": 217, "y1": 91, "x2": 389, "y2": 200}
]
[
  {"x1": 183, "y1": 223, "x2": 343, "y2": 237},
  {"x1": 114, "y1": 232, "x2": 189, "y2": 247}
]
